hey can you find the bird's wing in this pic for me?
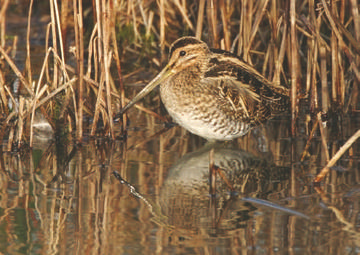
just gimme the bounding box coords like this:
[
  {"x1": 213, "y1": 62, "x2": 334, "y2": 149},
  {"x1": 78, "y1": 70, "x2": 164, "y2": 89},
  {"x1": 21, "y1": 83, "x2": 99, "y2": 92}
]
[
  {"x1": 202, "y1": 53, "x2": 289, "y2": 122},
  {"x1": 205, "y1": 50, "x2": 289, "y2": 97}
]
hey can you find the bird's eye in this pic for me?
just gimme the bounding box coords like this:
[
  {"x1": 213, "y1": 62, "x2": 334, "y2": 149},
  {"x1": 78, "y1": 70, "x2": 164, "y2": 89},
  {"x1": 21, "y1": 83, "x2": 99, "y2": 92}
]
[{"x1": 179, "y1": 50, "x2": 186, "y2": 57}]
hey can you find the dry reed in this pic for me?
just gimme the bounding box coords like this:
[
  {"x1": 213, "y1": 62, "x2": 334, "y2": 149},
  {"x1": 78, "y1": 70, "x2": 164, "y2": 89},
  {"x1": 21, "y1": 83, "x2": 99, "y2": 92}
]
[{"x1": 0, "y1": 0, "x2": 358, "y2": 186}]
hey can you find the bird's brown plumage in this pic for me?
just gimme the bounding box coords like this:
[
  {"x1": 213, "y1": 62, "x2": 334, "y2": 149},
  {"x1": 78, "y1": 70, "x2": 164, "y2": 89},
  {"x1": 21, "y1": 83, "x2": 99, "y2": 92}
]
[{"x1": 120, "y1": 36, "x2": 289, "y2": 140}]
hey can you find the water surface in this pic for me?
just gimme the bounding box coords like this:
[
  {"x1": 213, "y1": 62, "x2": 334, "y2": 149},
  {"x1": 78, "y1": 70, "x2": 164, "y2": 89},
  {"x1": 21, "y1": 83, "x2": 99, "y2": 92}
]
[{"x1": 1, "y1": 110, "x2": 360, "y2": 255}]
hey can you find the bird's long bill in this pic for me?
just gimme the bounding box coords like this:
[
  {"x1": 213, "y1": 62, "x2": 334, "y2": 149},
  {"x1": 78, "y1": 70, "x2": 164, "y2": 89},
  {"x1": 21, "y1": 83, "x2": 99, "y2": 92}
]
[{"x1": 119, "y1": 65, "x2": 173, "y2": 115}]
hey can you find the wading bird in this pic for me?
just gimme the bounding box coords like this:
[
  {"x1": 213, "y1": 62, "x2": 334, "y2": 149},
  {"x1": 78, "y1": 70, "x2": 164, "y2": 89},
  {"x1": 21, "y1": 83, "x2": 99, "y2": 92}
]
[{"x1": 118, "y1": 36, "x2": 289, "y2": 141}]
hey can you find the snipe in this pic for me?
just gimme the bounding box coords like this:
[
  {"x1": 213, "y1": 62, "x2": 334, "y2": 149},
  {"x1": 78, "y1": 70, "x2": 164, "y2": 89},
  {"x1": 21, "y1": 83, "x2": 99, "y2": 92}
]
[{"x1": 118, "y1": 37, "x2": 289, "y2": 141}]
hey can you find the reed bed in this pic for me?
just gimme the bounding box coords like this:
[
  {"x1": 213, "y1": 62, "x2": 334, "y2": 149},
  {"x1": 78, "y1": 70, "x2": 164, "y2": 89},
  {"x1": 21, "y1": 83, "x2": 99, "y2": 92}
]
[
  {"x1": 0, "y1": 2, "x2": 359, "y2": 252},
  {"x1": 0, "y1": 0, "x2": 359, "y2": 157}
]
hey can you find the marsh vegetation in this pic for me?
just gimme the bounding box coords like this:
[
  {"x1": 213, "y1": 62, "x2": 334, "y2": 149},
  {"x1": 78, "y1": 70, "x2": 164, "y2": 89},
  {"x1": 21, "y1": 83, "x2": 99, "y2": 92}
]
[{"x1": 0, "y1": 1, "x2": 359, "y2": 254}]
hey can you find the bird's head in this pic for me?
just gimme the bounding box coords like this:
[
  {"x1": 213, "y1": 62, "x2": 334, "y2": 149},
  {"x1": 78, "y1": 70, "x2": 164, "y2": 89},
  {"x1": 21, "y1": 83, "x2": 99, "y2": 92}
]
[{"x1": 118, "y1": 37, "x2": 209, "y2": 114}]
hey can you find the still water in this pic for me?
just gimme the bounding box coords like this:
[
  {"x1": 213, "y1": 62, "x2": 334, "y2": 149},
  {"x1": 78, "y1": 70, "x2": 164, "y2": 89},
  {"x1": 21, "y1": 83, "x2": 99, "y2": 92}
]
[{"x1": 1, "y1": 108, "x2": 360, "y2": 254}]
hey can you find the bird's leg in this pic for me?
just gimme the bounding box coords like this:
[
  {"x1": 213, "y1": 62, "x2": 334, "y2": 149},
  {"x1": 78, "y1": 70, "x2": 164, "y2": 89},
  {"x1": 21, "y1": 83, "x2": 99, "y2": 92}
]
[
  {"x1": 208, "y1": 148, "x2": 234, "y2": 196},
  {"x1": 209, "y1": 148, "x2": 217, "y2": 196}
]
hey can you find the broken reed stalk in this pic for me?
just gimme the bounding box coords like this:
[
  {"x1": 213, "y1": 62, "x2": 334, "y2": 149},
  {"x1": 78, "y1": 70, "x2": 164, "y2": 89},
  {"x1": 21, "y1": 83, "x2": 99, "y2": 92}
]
[
  {"x1": 73, "y1": 0, "x2": 84, "y2": 142},
  {"x1": 103, "y1": 0, "x2": 114, "y2": 139},
  {"x1": 130, "y1": 1, "x2": 140, "y2": 42},
  {"x1": 53, "y1": 1, "x2": 75, "y2": 130},
  {"x1": 262, "y1": 42, "x2": 270, "y2": 75},
  {"x1": 319, "y1": 46, "x2": 329, "y2": 112},
  {"x1": 305, "y1": 36, "x2": 311, "y2": 95},
  {"x1": 85, "y1": 24, "x2": 97, "y2": 77},
  {"x1": 49, "y1": 0, "x2": 59, "y2": 88},
  {"x1": 90, "y1": 0, "x2": 104, "y2": 136},
  {"x1": 0, "y1": 46, "x2": 33, "y2": 96},
  {"x1": 237, "y1": 1, "x2": 244, "y2": 57},
  {"x1": 290, "y1": 0, "x2": 298, "y2": 136},
  {"x1": 299, "y1": 117, "x2": 318, "y2": 162},
  {"x1": 350, "y1": 0, "x2": 360, "y2": 110},
  {"x1": 0, "y1": 0, "x2": 8, "y2": 117},
  {"x1": 314, "y1": 129, "x2": 360, "y2": 183},
  {"x1": 330, "y1": 10, "x2": 339, "y2": 105},
  {"x1": 219, "y1": 0, "x2": 230, "y2": 50},
  {"x1": 25, "y1": 0, "x2": 33, "y2": 85},
  {"x1": 110, "y1": 12, "x2": 126, "y2": 132},
  {"x1": 61, "y1": 0, "x2": 69, "y2": 55},
  {"x1": 159, "y1": 0, "x2": 165, "y2": 58},
  {"x1": 53, "y1": 0, "x2": 66, "y2": 77},
  {"x1": 308, "y1": 0, "x2": 318, "y2": 111},
  {"x1": 17, "y1": 97, "x2": 24, "y2": 148},
  {"x1": 272, "y1": 2, "x2": 286, "y2": 86},
  {"x1": 45, "y1": 23, "x2": 51, "y2": 83},
  {"x1": 350, "y1": 0, "x2": 360, "y2": 41},
  {"x1": 269, "y1": 0, "x2": 277, "y2": 78},
  {"x1": 136, "y1": 0, "x2": 147, "y2": 28},
  {"x1": 93, "y1": 35, "x2": 99, "y2": 83},
  {"x1": 242, "y1": 0, "x2": 253, "y2": 62},
  {"x1": 195, "y1": 0, "x2": 205, "y2": 39},
  {"x1": 145, "y1": 10, "x2": 154, "y2": 38},
  {"x1": 91, "y1": 0, "x2": 117, "y2": 138},
  {"x1": 4, "y1": 86, "x2": 16, "y2": 111},
  {"x1": 207, "y1": 0, "x2": 219, "y2": 48},
  {"x1": 0, "y1": 0, "x2": 10, "y2": 47},
  {"x1": 0, "y1": 73, "x2": 8, "y2": 115}
]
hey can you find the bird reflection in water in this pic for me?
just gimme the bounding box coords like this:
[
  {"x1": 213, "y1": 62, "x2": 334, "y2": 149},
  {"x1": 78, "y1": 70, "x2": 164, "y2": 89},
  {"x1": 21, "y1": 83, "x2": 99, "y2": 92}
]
[{"x1": 159, "y1": 143, "x2": 290, "y2": 238}]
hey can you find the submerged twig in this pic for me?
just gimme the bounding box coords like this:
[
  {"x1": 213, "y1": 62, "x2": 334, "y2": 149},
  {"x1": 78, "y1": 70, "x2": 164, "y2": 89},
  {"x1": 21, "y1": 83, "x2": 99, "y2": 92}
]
[
  {"x1": 112, "y1": 171, "x2": 167, "y2": 222},
  {"x1": 314, "y1": 129, "x2": 360, "y2": 183}
]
